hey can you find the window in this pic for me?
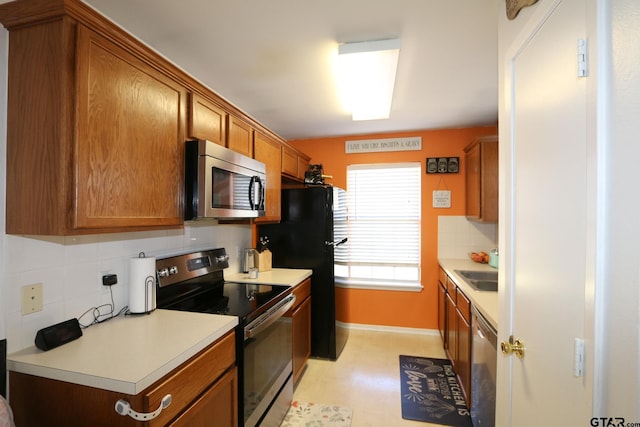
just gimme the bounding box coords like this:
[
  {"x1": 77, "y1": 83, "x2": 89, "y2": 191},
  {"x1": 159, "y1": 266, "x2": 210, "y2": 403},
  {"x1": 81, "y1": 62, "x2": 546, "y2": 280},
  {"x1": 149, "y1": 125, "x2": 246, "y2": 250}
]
[{"x1": 335, "y1": 163, "x2": 421, "y2": 291}]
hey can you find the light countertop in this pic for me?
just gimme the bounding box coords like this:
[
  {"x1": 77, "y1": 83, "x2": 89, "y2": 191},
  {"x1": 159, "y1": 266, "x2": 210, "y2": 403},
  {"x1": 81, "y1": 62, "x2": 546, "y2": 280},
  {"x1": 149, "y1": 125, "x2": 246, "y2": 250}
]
[
  {"x1": 225, "y1": 268, "x2": 312, "y2": 287},
  {"x1": 7, "y1": 309, "x2": 238, "y2": 395},
  {"x1": 438, "y1": 258, "x2": 498, "y2": 330}
]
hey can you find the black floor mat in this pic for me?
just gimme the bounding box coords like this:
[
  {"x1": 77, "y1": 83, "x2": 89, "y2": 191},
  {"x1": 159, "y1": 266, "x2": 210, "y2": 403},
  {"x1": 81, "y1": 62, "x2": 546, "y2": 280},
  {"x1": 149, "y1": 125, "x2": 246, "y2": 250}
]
[{"x1": 399, "y1": 355, "x2": 473, "y2": 426}]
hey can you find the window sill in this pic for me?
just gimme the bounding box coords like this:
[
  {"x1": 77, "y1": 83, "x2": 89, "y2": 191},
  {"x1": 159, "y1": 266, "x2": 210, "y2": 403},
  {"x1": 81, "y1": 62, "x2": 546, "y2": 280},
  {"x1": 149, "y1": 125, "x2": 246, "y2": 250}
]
[{"x1": 335, "y1": 278, "x2": 423, "y2": 292}]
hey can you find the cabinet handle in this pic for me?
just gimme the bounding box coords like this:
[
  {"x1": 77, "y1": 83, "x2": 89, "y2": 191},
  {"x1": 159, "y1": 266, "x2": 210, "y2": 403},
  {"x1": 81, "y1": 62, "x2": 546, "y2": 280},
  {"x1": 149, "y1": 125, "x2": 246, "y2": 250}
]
[{"x1": 115, "y1": 394, "x2": 172, "y2": 421}]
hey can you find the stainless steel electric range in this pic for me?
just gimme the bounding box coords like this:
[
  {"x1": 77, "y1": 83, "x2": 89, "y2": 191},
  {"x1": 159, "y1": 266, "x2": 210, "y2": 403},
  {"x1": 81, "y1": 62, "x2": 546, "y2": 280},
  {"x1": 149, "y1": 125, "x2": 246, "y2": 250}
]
[{"x1": 155, "y1": 248, "x2": 295, "y2": 427}]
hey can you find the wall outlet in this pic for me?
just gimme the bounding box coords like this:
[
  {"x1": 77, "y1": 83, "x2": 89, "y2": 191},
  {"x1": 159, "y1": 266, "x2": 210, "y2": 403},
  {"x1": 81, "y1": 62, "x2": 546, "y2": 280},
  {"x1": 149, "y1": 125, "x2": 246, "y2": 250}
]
[{"x1": 22, "y1": 283, "x2": 43, "y2": 315}]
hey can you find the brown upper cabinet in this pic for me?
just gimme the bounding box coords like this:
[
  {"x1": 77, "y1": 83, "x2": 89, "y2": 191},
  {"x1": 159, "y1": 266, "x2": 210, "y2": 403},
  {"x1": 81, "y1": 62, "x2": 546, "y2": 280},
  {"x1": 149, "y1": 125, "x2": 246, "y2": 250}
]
[
  {"x1": 227, "y1": 115, "x2": 254, "y2": 158},
  {"x1": 0, "y1": 0, "x2": 310, "y2": 234},
  {"x1": 464, "y1": 136, "x2": 498, "y2": 223},
  {"x1": 0, "y1": 4, "x2": 187, "y2": 235},
  {"x1": 281, "y1": 143, "x2": 311, "y2": 182},
  {"x1": 189, "y1": 93, "x2": 227, "y2": 146},
  {"x1": 254, "y1": 132, "x2": 282, "y2": 223}
]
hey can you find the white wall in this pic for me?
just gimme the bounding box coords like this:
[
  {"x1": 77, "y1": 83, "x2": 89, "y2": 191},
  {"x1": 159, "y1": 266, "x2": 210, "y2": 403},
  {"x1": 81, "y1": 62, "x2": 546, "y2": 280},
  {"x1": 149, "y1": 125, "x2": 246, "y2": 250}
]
[{"x1": 0, "y1": 25, "x2": 252, "y2": 354}]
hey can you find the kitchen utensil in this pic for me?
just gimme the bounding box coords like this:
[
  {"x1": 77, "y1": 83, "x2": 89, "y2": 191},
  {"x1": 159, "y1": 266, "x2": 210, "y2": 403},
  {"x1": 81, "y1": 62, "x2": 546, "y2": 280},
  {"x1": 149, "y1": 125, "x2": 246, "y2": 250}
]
[{"x1": 257, "y1": 236, "x2": 269, "y2": 253}]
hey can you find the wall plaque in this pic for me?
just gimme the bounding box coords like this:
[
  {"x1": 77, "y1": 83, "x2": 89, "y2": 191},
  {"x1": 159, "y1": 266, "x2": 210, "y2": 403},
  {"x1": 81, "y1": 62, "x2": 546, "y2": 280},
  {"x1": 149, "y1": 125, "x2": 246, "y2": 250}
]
[{"x1": 345, "y1": 137, "x2": 422, "y2": 154}]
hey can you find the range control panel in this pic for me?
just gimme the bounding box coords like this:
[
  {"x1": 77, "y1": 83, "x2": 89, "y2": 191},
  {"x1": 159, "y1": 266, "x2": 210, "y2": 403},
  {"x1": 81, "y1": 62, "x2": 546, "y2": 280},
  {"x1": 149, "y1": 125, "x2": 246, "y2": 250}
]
[{"x1": 155, "y1": 248, "x2": 229, "y2": 288}]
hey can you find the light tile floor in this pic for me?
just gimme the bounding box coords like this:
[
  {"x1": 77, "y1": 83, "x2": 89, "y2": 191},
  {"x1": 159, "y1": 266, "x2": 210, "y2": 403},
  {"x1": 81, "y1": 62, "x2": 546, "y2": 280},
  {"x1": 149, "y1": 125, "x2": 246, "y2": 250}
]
[{"x1": 292, "y1": 328, "x2": 450, "y2": 427}]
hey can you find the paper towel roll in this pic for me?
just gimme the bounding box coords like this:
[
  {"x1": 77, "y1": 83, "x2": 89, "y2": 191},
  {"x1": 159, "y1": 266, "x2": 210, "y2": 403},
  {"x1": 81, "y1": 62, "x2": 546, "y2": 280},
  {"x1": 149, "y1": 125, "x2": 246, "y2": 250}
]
[{"x1": 129, "y1": 254, "x2": 156, "y2": 314}]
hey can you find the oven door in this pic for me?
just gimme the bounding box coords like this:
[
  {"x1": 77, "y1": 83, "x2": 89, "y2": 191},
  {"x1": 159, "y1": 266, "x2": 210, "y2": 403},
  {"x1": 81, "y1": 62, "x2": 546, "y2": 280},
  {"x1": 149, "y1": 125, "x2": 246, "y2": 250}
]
[{"x1": 243, "y1": 294, "x2": 295, "y2": 427}]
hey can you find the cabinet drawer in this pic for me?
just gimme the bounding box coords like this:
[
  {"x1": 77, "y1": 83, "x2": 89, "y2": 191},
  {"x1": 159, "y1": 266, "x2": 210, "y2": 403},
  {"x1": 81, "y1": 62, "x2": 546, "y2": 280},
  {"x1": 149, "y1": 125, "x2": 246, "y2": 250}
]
[
  {"x1": 456, "y1": 288, "x2": 471, "y2": 324},
  {"x1": 438, "y1": 267, "x2": 448, "y2": 286},
  {"x1": 147, "y1": 331, "x2": 235, "y2": 426},
  {"x1": 446, "y1": 278, "x2": 457, "y2": 301},
  {"x1": 288, "y1": 278, "x2": 311, "y2": 313}
]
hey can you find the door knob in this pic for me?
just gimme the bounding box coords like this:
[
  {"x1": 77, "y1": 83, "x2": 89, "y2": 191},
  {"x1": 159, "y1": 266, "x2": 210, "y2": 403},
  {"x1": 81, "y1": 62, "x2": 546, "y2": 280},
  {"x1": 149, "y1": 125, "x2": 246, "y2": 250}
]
[{"x1": 501, "y1": 335, "x2": 525, "y2": 359}]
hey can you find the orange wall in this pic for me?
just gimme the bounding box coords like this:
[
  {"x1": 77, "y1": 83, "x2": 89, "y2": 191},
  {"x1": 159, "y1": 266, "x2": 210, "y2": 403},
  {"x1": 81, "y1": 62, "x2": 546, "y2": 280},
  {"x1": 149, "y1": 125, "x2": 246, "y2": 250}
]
[{"x1": 289, "y1": 125, "x2": 497, "y2": 330}]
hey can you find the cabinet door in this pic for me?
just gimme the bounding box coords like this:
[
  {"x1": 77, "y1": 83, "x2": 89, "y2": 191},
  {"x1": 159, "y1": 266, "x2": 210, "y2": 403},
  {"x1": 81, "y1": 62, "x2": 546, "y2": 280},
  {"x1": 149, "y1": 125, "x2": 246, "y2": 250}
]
[
  {"x1": 75, "y1": 25, "x2": 185, "y2": 230},
  {"x1": 464, "y1": 136, "x2": 498, "y2": 223},
  {"x1": 456, "y1": 309, "x2": 471, "y2": 407},
  {"x1": 445, "y1": 292, "x2": 457, "y2": 364},
  {"x1": 169, "y1": 367, "x2": 238, "y2": 427},
  {"x1": 189, "y1": 93, "x2": 227, "y2": 145},
  {"x1": 297, "y1": 155, "x2": 310, "y2": 180},
  {"x1": 465, "y1": 142, "x2": 482, "y2": 219},
  {"x1": 438, "y1": 282, "x2": 447, "y2": 345},
  {"x1": 292, "y1": 296, "x2": 311, "y2": 383},
  {"x1": 281, "y1": 144, "x2": 298, "y2": 177},
  {"x1": 227, "y1": 115, "x2": 253, "y2": 157},
  {"x1": 282, "y1": 144, "x2": 311, "y2": 181},
  {"x1": 254, "y1": 132, "x2": 282, "y2": 222}
]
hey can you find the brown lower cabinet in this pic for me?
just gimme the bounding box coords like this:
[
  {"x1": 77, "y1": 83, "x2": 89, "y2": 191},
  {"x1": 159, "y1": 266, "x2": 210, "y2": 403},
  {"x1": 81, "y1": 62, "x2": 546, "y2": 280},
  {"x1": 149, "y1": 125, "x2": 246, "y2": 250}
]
[
  {"x1": 456, "y1": 288, "x2": 472, "y2": 404},
  {"x1": 286, "y1": 278, "x2": 312, "y2": 384},
  {"x1": 8, "y1": 331, "x2": 237, "y2": 427},
  {"x1": 438, "y1": 267, "x2": 472, "y2": 406}
]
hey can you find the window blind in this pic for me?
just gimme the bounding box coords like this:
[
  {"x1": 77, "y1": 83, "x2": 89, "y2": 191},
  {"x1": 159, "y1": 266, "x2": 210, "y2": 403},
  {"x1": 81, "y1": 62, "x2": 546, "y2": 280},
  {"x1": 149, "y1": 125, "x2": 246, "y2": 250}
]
[{"x1": 335, "y1": 163, "x2": 421, "y2": 289}]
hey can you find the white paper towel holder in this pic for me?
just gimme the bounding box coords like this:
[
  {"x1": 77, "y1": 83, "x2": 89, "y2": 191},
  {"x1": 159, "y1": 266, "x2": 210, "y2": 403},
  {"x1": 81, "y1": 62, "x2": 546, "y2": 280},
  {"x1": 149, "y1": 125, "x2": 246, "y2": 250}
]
[{"x1": 128, "y1": 252, "x2": 156, "y2": 315}]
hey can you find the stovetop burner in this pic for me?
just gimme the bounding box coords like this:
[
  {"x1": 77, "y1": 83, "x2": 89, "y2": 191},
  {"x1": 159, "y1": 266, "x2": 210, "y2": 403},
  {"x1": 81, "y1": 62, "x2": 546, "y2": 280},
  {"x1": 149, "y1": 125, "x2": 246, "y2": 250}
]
[{"x1": 155, "y1": 248, "x2": 291, "y2": 323}]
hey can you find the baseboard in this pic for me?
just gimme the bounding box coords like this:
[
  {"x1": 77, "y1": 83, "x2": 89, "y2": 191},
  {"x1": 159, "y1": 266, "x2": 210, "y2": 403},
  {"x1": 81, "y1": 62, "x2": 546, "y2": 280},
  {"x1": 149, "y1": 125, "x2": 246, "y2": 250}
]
[{"x1": 338, "y1": 321, "x2": 440, "y2": 336}]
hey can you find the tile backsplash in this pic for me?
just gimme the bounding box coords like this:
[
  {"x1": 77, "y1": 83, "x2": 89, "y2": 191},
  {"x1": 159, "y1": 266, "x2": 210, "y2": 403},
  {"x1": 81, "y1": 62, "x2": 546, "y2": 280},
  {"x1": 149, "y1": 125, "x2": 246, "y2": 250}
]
[
  {"x1": 437, "y1": 216, "x2": 498, "y2": 259},
  {"x1": 0, "y1": 223, "x2": 251, "y2": 353}
]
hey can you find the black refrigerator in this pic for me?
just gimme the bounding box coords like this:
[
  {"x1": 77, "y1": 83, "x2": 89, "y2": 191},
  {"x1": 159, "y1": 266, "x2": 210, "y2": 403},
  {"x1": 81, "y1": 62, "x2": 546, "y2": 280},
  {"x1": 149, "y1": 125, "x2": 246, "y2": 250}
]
[{"x1": 258, "y1": 186, "x2": 349, "y2": 360}]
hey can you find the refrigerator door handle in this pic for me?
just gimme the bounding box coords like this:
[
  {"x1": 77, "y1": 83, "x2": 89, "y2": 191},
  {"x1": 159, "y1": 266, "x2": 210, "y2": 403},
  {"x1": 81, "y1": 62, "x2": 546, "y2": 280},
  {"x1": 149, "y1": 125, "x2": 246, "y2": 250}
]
[{"x1": 326, "y1": 237, "x2": 348, "y2": 247}]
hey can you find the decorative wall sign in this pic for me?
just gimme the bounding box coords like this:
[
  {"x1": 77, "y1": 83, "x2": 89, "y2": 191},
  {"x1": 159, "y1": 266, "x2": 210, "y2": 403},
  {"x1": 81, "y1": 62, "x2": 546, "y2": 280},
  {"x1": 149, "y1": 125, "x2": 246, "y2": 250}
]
[
  {"x1": 433, "y1": 190, "x2": 451, "y2": 208},
  {"x1": 426, "y1": 157, "x2": 459, "y2": 174},
  {"x1": 345, "y1": 137, "x2": 422, "y2": 154},
  {"x1": 506, "y1": 0, "x2": 539, "y2": 20}
]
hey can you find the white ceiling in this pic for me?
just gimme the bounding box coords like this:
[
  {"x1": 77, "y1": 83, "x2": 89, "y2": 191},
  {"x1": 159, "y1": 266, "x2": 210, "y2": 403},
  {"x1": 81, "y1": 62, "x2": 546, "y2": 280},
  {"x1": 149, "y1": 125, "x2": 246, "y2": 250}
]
[{"x1": 85, "y1": 1, "x2": 499, "y2": 140}]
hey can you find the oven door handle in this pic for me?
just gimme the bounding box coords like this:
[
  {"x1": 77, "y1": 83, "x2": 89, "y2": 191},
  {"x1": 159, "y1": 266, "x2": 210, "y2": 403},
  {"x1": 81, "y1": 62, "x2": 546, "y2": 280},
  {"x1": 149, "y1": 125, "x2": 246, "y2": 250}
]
[{"x1": 245, "y1": 294, "x2": 296, "y2": 339}]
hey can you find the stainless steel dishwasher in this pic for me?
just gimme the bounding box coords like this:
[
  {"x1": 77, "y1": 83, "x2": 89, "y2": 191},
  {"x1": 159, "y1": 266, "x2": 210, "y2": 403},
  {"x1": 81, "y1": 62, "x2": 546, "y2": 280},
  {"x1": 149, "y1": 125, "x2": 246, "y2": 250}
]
[{"x1": 471, "y1": 305, "x2": 497, "y2": 426}]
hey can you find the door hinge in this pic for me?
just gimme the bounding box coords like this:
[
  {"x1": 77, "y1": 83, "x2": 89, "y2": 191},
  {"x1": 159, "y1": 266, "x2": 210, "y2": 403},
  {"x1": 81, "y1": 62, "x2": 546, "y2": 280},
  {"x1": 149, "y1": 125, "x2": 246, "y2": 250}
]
[
  {"x1": 577, "y1": 39, "x2": 588, "y2": 77},
  {"x1": 574, "y1": 337, "x2": 585, "y2": 377}
]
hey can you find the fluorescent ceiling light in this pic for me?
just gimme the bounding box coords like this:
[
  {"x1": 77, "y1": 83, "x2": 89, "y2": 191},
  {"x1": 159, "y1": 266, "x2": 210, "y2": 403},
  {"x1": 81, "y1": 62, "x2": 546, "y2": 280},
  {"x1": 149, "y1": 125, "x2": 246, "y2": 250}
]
[{"x1": 337, "y1": 39, "x2": 401, "y2": 121}]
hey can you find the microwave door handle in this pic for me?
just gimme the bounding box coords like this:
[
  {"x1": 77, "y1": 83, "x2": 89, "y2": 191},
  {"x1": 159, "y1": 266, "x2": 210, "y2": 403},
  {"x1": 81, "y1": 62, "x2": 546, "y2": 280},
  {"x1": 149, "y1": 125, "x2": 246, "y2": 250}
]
[
  {"x1": 249, "y1": 176, "x2": 258, "y2": 209},
  {"x1": 257, "y1": 177, "x2": 264, "y2": 210},
  {"x1": 248, "y1": 176, "x2": 264, "y2": 210}
]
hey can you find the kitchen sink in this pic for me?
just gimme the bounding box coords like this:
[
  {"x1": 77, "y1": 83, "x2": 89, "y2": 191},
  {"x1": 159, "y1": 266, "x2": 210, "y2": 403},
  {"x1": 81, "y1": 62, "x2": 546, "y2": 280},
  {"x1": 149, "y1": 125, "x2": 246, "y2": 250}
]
[{"x1": 454, "y1": 270, "x2": 498, "y2": 292}]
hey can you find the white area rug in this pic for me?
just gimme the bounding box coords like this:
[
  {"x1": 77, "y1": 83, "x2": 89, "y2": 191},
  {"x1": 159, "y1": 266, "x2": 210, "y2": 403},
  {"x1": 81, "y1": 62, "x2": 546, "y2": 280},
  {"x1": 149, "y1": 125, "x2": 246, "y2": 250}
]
[{"x1": 280, "y1": 401, "x2": 352, "y2": 427}]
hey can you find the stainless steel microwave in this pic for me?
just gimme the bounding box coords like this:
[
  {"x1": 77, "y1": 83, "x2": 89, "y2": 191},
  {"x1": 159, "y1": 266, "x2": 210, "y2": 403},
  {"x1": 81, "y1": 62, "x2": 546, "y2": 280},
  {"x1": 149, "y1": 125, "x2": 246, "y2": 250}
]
[{"x1": 185, "y1": 140, "x2": 266, "y2": 220}]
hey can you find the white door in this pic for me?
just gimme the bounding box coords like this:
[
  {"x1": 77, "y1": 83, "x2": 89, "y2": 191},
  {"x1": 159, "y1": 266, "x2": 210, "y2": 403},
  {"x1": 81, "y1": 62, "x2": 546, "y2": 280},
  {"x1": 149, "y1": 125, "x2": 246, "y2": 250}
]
[{"x1": 498, "y1": 0, "x2": 593, "y2": 425}]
